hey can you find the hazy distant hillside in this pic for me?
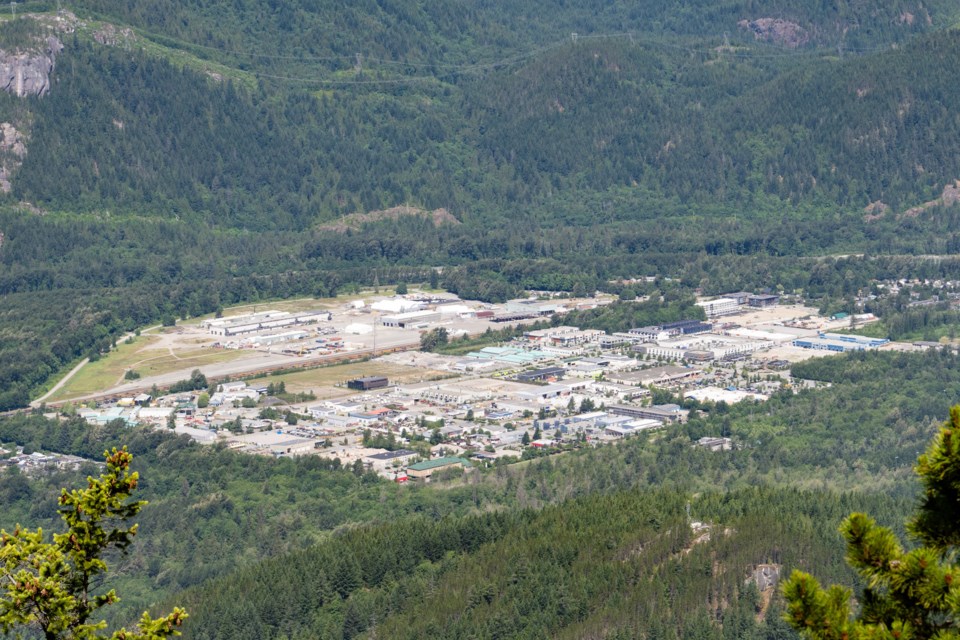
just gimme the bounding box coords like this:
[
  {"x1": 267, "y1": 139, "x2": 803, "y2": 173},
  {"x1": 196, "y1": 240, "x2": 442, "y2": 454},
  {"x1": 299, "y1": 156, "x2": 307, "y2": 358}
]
[
  {"x1": 12, "y1": 42, "x2": 470, "y2": 228},
  {"x1": 3, "y1": 1, "x2": 960, "y2": 404},
  {"x1": 70, "y1": 0, "x2": 958, "y2": 64},
  {"x1": 466, "y1": 30, "x2": 960, "y2": 213},
  {"x1": 7, "y1": 22, "x2": 960, "y2": 227}
]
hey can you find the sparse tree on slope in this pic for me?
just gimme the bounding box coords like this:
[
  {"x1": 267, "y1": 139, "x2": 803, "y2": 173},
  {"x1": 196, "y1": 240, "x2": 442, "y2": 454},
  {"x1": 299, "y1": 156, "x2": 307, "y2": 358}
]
[
  {"x1": 0, "y1": 448, "x2": 187, "y2": 639},
  {"x1": 783, "y1": 407, "x2": 960, "y2": 640}
]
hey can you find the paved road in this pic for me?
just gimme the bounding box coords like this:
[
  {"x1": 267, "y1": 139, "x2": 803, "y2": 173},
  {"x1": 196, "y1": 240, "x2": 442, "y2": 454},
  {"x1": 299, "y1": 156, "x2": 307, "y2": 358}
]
[
  {"x1": 28, "y1": 325, "x2": 167, "y2": 407},
  {"x1": 30, "y1": 326, "x2": 160, "y2": 408},
  {"x1": 44, "y1": 339, "x2": 421, "y2": 406},
  {"x1": 31, "y1": 358, "x2": 91, "y2": 407}
]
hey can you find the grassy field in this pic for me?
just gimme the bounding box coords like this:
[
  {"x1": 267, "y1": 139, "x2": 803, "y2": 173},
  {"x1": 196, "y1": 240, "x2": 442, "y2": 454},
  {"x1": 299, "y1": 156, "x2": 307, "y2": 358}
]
[
  {"x1": 46, "y1": 288, "x2": 443, "y2": 402},
  {"x1": 246, "y1": 360, "x2": 449, "y2": 399},
  {"x1": 843, "y1": 320, "x2": 960, "y2": 343},
  {"x1": 49, "y1": 338, "x2": 246, "y2": 402}
]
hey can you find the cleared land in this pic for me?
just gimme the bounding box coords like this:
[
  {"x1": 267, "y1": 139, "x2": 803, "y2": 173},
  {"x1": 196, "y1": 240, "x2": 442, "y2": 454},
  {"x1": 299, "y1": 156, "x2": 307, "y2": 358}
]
[
  {"x1": 180, "y1": 297, "x2": 341, "y2": 326},
  {"x1": 249, "y1": 360, "x2": 451, "y2": 400},
  {"x1": 48, "y1": 334, "x2": 247, "y2": 402}
]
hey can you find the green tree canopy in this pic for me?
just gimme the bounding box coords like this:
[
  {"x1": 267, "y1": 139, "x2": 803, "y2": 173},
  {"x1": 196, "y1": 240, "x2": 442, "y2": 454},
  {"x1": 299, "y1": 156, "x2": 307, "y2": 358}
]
[
  {"x1": 0, "y1": 448, "x2": 187, "y2": 639},
  {"x1": 783, "y1": 407, "x2": 960, "y2": 639}
]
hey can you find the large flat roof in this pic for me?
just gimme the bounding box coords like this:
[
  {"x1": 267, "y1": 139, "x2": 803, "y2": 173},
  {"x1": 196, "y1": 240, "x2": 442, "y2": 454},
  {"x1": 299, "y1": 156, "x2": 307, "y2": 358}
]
[
  {"x1": 366, "y1": 449, "x2": 418, "y2": 460},
  {"x1": 408, "y1": 456, "x2": 472, "y2": 471}
]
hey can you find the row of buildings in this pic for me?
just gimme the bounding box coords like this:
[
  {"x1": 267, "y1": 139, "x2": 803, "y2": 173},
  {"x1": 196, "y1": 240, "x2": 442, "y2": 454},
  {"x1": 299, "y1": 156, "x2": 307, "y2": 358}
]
[
  {"x1": 696, "y1": 292, "x2": 780, "y2": 318},
  {"x1": 202, "y1": 310, "x2": 333, "y2": 337},
  {"x1": 792, "y1": 332, "x2": 890, "y2": 352}
]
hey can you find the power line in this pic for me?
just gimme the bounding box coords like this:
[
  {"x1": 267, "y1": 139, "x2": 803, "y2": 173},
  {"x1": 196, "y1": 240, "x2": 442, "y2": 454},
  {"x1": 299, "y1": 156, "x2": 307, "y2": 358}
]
[
  {"x1": 150, "y1": 28, "x2": 900, "y2": 87},
  {"x1": 140, "y1": 28, "x2": 564, "y2": 70},
  {"x1": 152, "y1": 26, "x2": 896, "y2": 66}
]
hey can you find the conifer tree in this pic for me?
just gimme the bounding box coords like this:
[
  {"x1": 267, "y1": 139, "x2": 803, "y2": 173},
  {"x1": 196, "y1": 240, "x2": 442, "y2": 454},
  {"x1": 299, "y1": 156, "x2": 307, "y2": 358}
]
[
  {"x1": 0, "y1": 448, "x2": 187, "y2": 639},
  {"x1": 782, "y1": 407, "x2": 960, "y2": 639}
]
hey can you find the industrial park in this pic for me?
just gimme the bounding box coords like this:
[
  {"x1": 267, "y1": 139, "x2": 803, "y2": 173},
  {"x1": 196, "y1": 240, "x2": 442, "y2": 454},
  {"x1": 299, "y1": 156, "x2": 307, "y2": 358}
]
[{"x1": 36, "y1": 285, "x2": 933, "y2": 482}]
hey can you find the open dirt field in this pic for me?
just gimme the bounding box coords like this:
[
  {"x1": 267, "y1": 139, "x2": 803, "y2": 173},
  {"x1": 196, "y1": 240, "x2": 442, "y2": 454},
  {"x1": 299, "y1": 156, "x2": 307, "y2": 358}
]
[{"x1": 245, "y1": 361, "x2": 451, "y2": 400}]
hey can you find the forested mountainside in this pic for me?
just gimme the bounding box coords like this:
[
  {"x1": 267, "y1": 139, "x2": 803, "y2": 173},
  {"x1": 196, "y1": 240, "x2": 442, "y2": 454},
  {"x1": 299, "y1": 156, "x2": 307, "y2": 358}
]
[
  {"x1": 1, "y1": 348, "x2": 954, "y2": 636},
  {"x1": 176, "y1": 487, "x2": 902, "y2": 640},
  {"x1": 64, "y1": 0, "x2": 960, "y2": 60},
  {"x1": 5, "y1": 2, "x2": 960, "y2": 638},
  {"x1": 0, "y1": 0, "x2": 959, "y2": 404},
  {"x1": 7, "y1": 19, "x2": 960, "y2": 226}
]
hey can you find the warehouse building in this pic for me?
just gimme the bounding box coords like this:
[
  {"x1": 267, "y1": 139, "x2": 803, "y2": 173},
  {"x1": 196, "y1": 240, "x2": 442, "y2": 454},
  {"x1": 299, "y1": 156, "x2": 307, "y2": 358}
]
[
  {"x1": 243, "y1": 330, "x2": 308, "y2": 346},
  {"x1": 696, "y1": 298, "x2": 740, "y2": 318},
  {"x1": 819, "y1": 333, "x2": 888, "y2": 347},
  {"x1": 379, "y1": 310, "x2": 441, "y2": 328},
  {"x1": 516, "y1": 366, "x2": 566, "y2": 383},
  {"x1": 204, "y1": 310, "x2": 332, "y2": 336},
  {"x1": 406, "y1": 457, "x2": 472, "y2": 480},
  {"x1": 347, "y1": 376, "x2": 389, "y2": 391},
  {"x1": 792, "y1": 332, "x2": 889, "y2": 352},
  {"x1": 634, "y1": 336, "x2": 767, "y2": 362},
  {"x1": 748, "y1": 294, "x2": 780, "y2": 308},
  {"x1": 365, "y1": 449, "x2": 419, "y2": 470},
  {"x1": 659, "y1": 320, "x2": 713, "y2": 336},
  {"x1": 607, "y1": 365, "x2": 700, "y2": 387},
  {"x1": 505, "y1": 299, "x2": 562, "y2": 316},
  {"x1": 609, "y1": 403, "x2": 689, "y2": 423},
  {"x1": 371, "y1": 298, "x2": 425, "y2": 313}
]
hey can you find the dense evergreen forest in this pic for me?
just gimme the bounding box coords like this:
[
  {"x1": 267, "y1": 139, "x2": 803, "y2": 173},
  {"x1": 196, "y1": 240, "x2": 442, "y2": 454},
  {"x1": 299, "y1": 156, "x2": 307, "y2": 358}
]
[
  {"x1": 3, "y1": 3, "x2": 960, "y2": 636},
  {"x1": 1, "y1": 0, "x2": 960, "y2": 404},
  {"x1": 174, "y1": 487, "x2": 911, "y2": 640},
  {"x1": 13, "y1": 27, "x2": 960, "y2": 224},
  {"x1": 64, "y1": 0, "x2": 960, "y2": 63},
  {"x1": 0, "y1": 349, "x2": 955, "y2": 635}
]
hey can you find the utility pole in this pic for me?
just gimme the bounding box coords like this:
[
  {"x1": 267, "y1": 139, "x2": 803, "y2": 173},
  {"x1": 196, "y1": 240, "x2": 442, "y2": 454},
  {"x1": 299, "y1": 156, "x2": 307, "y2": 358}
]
[{"x1": 10, "y1": 2, "x2": 16, "y2": 19}]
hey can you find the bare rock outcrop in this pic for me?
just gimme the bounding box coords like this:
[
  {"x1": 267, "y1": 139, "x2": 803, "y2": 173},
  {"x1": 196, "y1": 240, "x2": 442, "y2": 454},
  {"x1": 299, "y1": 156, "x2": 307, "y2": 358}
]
[
  {"x1": 746, "y1": 564, "x2": 781, "y2": 592},
  {"x1": 1, "y1": 122, "x2": 27, "y2": 158},
  {"x1": 746, "y1": 564, "x2": 782, "y2": 622},
  {"x1": 738, "y1": 18, "x2": 810, "y2": 48},
  {"x1": 0, "y1": 122, "x2": 27, "y2": 193},
  {"x1": 93, "y1": 24, "x2": 136, "y2": 47},
  {"x1": 863, "y1": 200, "x2": 889, "y2": 221},
  {"x1": 0, "y1": 35, "x2": 62, "y2": 97},
  {"x1": 316, "y1": 206, "x2": 461, "y2": 233},
  {"x1": 902, "y1": 180, "x2": 960, "y2": 218}
]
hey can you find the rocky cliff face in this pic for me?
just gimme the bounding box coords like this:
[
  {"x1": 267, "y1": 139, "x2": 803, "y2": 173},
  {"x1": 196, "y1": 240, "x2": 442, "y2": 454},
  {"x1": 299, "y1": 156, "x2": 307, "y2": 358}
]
[
  {"x1": 0, "y1": 14, "x2": 74, "y2": 191},
  {"x1": 0, "y1": 122, "x2": 28, "y2": 193},
  {"x1": 0, "y1": 35, "x2": 62, "y2": 97},
  {"x1": 738, "y1": 18, "x2": 810, "y2": 48}
]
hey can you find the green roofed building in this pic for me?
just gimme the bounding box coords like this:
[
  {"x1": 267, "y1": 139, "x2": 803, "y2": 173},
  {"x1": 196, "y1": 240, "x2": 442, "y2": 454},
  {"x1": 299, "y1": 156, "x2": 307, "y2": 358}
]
[{"x1": 406, "y1": 457, "x2": 472, "y2": 480}]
